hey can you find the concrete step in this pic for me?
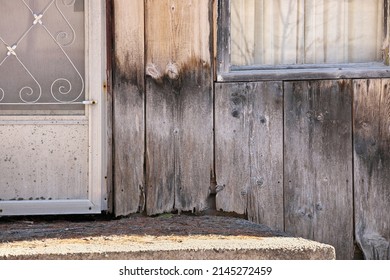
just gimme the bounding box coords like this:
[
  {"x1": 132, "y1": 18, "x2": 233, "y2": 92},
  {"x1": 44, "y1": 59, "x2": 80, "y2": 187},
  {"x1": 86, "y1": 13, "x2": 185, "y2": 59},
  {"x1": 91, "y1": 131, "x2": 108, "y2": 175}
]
[{"x1": 0, "y1": 215, "x2": 335, "y2": 260}]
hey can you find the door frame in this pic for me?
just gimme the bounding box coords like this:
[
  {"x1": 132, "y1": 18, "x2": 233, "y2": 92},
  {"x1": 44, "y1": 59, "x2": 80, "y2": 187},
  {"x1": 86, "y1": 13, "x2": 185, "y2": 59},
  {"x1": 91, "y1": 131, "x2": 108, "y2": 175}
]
[{"x1": 0, "y1": 0, "x2": 107, "y2": 216}]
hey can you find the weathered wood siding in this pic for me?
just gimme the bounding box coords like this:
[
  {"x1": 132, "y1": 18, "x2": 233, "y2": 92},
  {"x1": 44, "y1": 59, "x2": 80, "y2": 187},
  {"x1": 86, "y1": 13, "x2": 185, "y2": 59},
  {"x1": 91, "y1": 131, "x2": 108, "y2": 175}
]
[
  {"x1": 105, "y1": 0, "x2": 113, "y2": 214},
  {"x1": 113, "y1": 0, "x2": 145, "y2": 216},
  {"x1": 111, "y1": 1, "x2": 390, "y2": 259},
  {"x1": 354, "y1": 79, "x2": 390, "y2": 260},
  {"x1": 215, "y1": 82, "x2": 284, "y2": 231},
  {"x1": 284, "y1": 80, "x2": 354, "y2": 260},
  {"x1": 145, "y1": 0, "x2": 213, "y2": 215}
]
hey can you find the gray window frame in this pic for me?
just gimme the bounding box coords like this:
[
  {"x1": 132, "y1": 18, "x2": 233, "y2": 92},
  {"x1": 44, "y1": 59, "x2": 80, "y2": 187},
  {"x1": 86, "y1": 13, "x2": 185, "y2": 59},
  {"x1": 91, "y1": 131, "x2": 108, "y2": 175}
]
[{"x1": 217, "y1": 0, "x2": 390, "y2": 82}]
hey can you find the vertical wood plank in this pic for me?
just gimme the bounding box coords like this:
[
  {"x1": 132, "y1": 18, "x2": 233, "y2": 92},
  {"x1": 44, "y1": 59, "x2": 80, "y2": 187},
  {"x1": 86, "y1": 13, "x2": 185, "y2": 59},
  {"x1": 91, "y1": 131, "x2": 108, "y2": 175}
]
[
  {"x1": 113, "y1": 0, "x2": 145, "y2": 216},
  {"x1": 216, "y1": 0, "x2": 231, "y2": 75},
  {"x1": 215, "y1": 82, "x2": 284, "y2": 231},
  {"x1": 284, "y1": 80, "x2": 354, "y2": 259},
  {"x1": 105, "y1": 0, "x2": 113, "y2": 213},
  {"x1": 354, "y1": 79, "x2": 390, "y2": 260},
  {"x1": 145, "y1": 0, "x2": 213, "y2": 215}
]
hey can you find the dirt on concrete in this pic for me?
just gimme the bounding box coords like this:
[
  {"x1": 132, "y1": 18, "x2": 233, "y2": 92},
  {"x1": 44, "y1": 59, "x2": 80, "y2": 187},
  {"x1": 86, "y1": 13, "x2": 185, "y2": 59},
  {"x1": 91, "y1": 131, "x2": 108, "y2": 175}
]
[
  {"x1": 0, "y1": 214, "x2": 336, "y2": 260},
  {"x1": 0, "y1": 214, "x2": 286, "y2": 242}
]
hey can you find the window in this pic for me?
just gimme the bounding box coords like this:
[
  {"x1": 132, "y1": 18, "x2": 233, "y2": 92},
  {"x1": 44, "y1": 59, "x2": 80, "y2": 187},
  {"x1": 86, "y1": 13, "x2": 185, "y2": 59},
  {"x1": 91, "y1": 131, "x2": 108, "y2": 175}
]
[
  {"x1": 0, "y1": 0, "x2": 86, "y2": 114},
  {"x1": 217, "y1": 0, "x2": 390, "y2": 81}
]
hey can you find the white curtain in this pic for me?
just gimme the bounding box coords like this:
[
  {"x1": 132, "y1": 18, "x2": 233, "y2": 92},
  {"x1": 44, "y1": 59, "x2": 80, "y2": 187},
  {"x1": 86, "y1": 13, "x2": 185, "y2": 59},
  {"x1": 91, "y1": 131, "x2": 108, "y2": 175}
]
[{"x1": 231, "y1": 0, "x2": 384, "y2": 66}]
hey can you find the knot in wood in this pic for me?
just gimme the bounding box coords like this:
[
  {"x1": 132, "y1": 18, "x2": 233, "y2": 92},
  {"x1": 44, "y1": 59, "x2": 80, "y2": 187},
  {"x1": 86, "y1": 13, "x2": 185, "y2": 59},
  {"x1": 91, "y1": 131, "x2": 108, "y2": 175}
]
[
  {"x1": 317, "y1": 113, "x2": 324, "y2": 122},
  {"x1": 306, "y1": 110, "x2": 313, "y2": 120},
  {"x1": 215, "y1": 184, "x2": 225, "y2": 193},
  {"x1": 166, "y1": 62, "x2": 180, "y2": 80},
  {"x1": 146, "y1": 63, "x2": 162, "y2": 80},
  {"x1": 316, "y1": 203, "x2": 323, "y2": 211},
  {"x1": 256, "y1": 177, "x2": 264, "y2": 187}
]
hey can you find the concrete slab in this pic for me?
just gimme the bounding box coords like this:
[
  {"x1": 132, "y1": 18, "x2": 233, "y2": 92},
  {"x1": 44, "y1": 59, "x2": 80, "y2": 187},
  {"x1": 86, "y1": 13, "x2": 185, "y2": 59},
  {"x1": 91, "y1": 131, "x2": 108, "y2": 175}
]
[{"x1": 0, "y1": 215, "x2": 335, "y2": 260}]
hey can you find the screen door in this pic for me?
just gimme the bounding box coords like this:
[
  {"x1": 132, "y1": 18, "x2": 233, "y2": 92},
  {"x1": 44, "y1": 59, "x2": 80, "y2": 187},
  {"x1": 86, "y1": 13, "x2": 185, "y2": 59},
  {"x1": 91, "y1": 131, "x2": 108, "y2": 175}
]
[{"x1": 0, "y1": 0, "x2": 106, "y2": 215}]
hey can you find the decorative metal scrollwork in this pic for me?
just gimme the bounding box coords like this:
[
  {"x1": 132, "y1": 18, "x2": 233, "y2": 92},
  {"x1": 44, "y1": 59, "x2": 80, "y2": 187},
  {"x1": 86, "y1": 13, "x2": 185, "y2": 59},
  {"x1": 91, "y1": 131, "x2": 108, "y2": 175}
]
[
  {"x1": 0, "y1": 0, "x2": 85, "y2": 105},
  {"x1": 55, "y1": 0, "x2": 76, "y2": 46}
]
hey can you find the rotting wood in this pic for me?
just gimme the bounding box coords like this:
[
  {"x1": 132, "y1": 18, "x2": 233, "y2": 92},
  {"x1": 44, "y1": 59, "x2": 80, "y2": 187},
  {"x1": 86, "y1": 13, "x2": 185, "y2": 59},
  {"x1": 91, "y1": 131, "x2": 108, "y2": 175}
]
[
  {"x1": 113, "y1": 0, "x2": 145, "y2": 216},
  {"x1": 284, "y1": 80, "x2": 354, "y2": 260},
  {"x1": 353, "y1": 79, "x2": 390, "y2": 260},
  {"x1": 145, "y1": 0, "x2": 213, "y2": 215},
  {"x1": 215, "y1": 82, "x2": 284, "y2": 231}
]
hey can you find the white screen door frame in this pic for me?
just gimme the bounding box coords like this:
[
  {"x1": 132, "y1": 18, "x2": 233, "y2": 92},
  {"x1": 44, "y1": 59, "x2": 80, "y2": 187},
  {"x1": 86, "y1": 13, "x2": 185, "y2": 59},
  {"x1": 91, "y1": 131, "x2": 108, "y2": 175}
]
[{"x1": 0, "y1": 0, "x2": 107, "y2": 215}]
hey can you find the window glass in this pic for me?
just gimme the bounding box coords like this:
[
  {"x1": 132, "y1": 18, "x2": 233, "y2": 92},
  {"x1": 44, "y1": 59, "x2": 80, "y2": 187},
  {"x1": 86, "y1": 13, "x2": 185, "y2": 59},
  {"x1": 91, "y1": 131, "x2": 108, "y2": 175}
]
[
  {"x1": 231, "y1": 0, "x2": 384, "y2": 66},
  {"x1": 0, "y1": 0, "x2": 85, "y2": 115}
]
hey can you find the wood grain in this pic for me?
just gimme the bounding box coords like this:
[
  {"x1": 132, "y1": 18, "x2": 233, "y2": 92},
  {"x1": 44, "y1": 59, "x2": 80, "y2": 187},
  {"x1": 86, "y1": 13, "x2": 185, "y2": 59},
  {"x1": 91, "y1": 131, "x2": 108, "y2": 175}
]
[
  {"x1": 105, "y1": 0, "x2": 113, "y2": 213},
  {"x1": 145, "y1": 0, "x2": 213, "y2": 215},
  {"x1": 354, "y1": 79, "x2": 390, "y2": 260},
  {"x1": 217, "y1": 66, "x2": 390, "y2": 82},
  {"x1": 215, "y1": 82, "x2": 284, "y2": 231},
  {"x1": 216, "y1": 0, "x2": 231, "y2": 75},
  {"x1": 284, "y1": 80, "x2": 354, "y2": 259},
  {"x1": 113, "y1": 0, "x2": 145, "y2": 216}
]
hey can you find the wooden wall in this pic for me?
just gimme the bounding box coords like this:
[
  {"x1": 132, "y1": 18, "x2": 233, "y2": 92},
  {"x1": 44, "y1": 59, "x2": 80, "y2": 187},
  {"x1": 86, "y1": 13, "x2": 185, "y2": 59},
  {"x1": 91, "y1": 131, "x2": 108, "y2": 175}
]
[
  {"x1": 354, "y1": 79, "x2": 390, "y2": 260},
  {"x1": 215, "y1": 82, "x2": 284, "y2": 231},
  {"x1": 113, "y1": 0, "x2": 213, "y2": 216},
  {"x1": 112, "y1": 0, "x2": 390, "y2": 259},
  {"x1": 113, "y1": 0, "x2": 145, "y2": 215},
  {"x1": 144, "y1": 0, "x2": 213, "y2": 215},
  {"x1": 284, "y1": 80, "x2": 354, "y2": 260}
]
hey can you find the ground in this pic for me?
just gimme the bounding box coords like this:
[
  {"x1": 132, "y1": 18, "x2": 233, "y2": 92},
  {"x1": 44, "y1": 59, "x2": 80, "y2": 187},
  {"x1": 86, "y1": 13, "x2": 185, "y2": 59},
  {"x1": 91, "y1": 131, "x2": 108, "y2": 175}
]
[
  {"x1": 0, "y1": 213, "x2": 285, "y2": 242},
  {"x1": 0, "y1": 214, "x2": 335, "y2": 260}
]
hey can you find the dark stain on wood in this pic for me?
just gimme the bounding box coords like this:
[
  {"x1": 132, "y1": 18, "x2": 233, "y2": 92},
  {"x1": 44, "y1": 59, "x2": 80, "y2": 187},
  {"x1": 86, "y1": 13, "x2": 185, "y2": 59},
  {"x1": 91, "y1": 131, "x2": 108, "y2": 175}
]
[
  {"x1": 146, "y1": 56, "x2": 211, "y2": 92},
  {"x1": 146, "y1": 57, "x2": 213, "y2": 215},
  {"x1": 112, "y1": 0, "x2": 145, "y2": 216},
  {"x1": 113, "y1": 78, "x2": 145, "y2": 216},
  {"x1": 354, "y1": 80, "x2": 390, "y2": 172},
  {"x1": 354, "y1": 130, "x2": 390, "y2": 177},
  {"x1": 114, "y1": 54, "x2": 144, "y2": 95},
  {"x1": 230, "y1": 91, "x2": 247, "y2": 118}
]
